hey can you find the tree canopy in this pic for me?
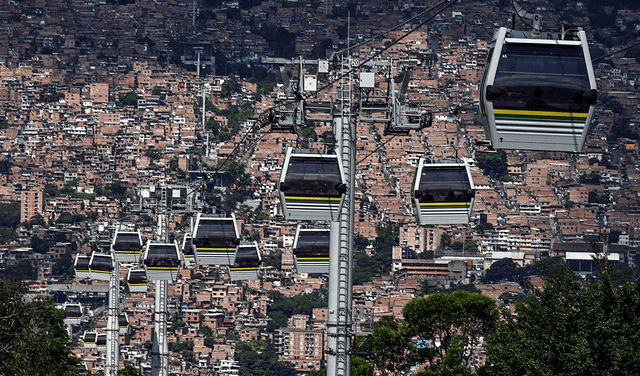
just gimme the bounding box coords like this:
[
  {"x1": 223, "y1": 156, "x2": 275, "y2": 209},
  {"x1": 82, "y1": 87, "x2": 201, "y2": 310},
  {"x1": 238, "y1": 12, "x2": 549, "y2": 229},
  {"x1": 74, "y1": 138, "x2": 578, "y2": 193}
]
[
  {"x1": 353, "y1": 224, "x2": 399, "y2": 285},
  {"x1": 476, "y1": 150, "x2": 508, "y2": 180},
  {"x1": 236, "y1": 340, "x2": 297, "y2": 376},
  {"x1": 0, "y1": 278, "x2": 80, "y2": 375},
  {"x1": 0, "y1": 201, "x2": 20, "y2": 243},
  {"x1": 403, "y1": 291, "x2": 498, "y2": 372},
  {"x1": 266, "y1": 290, "x2": 327, "y2": 332},
  {"x1": 480, "y1": 255, "x2": 640, "y2": 375}
]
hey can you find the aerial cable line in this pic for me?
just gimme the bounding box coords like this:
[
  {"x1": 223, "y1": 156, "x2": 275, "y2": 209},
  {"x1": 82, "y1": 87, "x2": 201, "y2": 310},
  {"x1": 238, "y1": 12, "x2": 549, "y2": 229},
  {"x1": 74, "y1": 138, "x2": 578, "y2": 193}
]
[
  {"x1": 356, "y1": 134, "x2": 397, "y2": 167},
  {"x1": 334, "y1": 2, "x2": 450, "y2": 56},
  {"x1": 307, "y1": 0, "x2": 458, "y2": 103},
  {"x1": 592, "y1": 40, "x2": 640, "y2": 63},
  {"x1": 206, "y1": 0, "x2": 458, "y2": 179}
]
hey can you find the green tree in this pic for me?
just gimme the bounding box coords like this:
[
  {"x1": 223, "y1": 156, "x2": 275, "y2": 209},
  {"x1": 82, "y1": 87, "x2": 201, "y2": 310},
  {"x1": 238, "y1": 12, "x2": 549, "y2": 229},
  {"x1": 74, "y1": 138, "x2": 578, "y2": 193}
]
[
  {"x1": 359, "y1": 316, "x2": 413, "y2": 376},
  {"x1": 0, "y1": 279, "x2": 80, "y2": 375},
  {"x1": 52, "y1": 254, "x2": 75, "y2": 282},
  {"x1": 464, "y1": 239, "x2": 478, "y2": 251},
  {"x1": 300, "y1": 126, "x2": 317, "y2": 141},
  {"x1": 0, "y1": 158, "x2": 11, "y2": 174},
  {"x1": 480, "y1": 254, "x2": 640, "y2": 375},
  {"x1": 15, "y1": 259, "x2": 37, "y2": 279},
  {"x1": 29, "y1": 213, "x2": 47, "y2": 228},
  {"x1": 579, "y1": 172, "x2": 601, "y2": 185},
  {"x1": 354, "y1": 234, "x2": 370, "y2": 251},
  {"x1": 476, "y1": 150, "x2": 507, "y2": 180},
  {"x1": 30, "y1": 236, "x2": 53, "y2": 254},
  {"x1": 118, "y1": 362, "x2": 140, "y2": 376},
  {"x1": 353, "y1": 224, "x2": 399, "y2": 284},
  {"x1": 236, "y1": 340, "x2": 297, "y2": 376},
  {"x1": 118, "y1": 91, "x2": 140, "y2": 107},
  {"x1": 266, "y1": 290, "x2": 327, "y2": 332},
  {"x1": 440, "y1": 233, "x2": 452, "y2": 249},
  {"x1": 403, "y1": 291, "x2": 498, "y2": 371},
  {"x1": 0, "y1": 201, "x2": 20, "y2": 243},
  {"x1": 417, "y1": 335, "x2": 474, "y2": 376},
  {"x1": 221, "y1": 75, "x2": 242, "y2": 98},
  {"x1": 483, "y1": 258, "x2": 521, "y2": 283}
]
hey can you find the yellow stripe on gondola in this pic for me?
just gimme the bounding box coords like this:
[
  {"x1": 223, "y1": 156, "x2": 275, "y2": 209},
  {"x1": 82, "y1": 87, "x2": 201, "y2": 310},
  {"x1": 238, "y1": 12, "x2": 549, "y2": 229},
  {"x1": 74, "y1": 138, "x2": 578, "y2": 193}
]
[
  {"x1": 494, "y1": 109, "x2": 588, "y2": 118},
  {"x1": 92, "y1": 270, "x2": 112, "y2": 273},
  {"x1": 129, "y1": 283, "x2": 147, "y2": 286},
  {"x1": 114, "y1": 250, "x2": 139, "y2": 254},
  {"x1": 419, "y1": 202, "x2": 471, "y2": 207},
  {"x1": 230, "y1": 267, "x2": 259, "y2": 271},
  {"x1": 196, "y1": 247, "x2": 236, "y2": 252},
  {"x1": 285, "y1": 196, "x2": 342, "y2": 202}
]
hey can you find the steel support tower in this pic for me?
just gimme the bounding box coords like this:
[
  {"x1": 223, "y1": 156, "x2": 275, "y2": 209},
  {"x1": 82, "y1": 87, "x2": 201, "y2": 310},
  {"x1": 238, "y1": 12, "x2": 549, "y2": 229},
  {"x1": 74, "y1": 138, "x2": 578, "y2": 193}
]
[
  {"x1": 327, "y1": 56, "x2": 356, "y2": 376},
  {"x1": 105, "y1": 262, "x2": 120, "y2": 376}
]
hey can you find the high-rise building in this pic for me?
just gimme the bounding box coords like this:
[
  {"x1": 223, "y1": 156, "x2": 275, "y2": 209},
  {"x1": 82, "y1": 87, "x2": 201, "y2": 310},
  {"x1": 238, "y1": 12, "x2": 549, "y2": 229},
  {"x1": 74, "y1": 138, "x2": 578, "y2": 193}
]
[{"x1": 20, "y1": 187, "x2": 44, "y2": 223}]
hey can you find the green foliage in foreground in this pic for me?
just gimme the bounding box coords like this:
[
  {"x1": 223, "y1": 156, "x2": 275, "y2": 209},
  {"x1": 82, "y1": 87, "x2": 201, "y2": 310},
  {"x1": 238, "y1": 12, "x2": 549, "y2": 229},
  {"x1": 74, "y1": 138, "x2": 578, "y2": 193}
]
[
  {"x1": 480, "y1": 256, "x2": 640, "y2": 376},
  {"x1": 0, "y1": 278, "x2": 80, "y2": 375},
  {"x1": 323, "y1": 250, "x2": 640, "y2": 376}
]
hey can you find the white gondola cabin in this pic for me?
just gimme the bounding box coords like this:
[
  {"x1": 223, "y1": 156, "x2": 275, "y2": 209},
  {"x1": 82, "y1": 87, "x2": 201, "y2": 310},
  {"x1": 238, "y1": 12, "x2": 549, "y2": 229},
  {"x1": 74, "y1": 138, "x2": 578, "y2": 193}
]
[
  {"x1": 89, "y1": 253, "x2": 115, "y2": 281},
  {"x1": 143, "y1": 242, "x2": 181, "y2": 281},
  {"x1": 411, "y1": 159, "x2": 475, "y2": 225},
  {"x1": 181, "y1": 235, "x2": 197, "y2": 268},
  {"x1": 74, "y1": 254, "x2": 91, "y2": 279},
  {"x1": 96, "y1": 333, "x2": 107, "y2": 351},
  {"x1": 293, "y1": 226, "x2": 330, "y2": 274},
  {"x1": 480, "y1": 27, "x2": 597, "y2": 152},
  {"x1": 118, "y1": 313, "x2": 128, "y2": 334},
  {"x1": 83, "y1": 331, "x2": 97, "y2": 349},
  {"x1": 229, "y1": 242, "x2": 262, "y2": 281},
  {"x1": 191, "y1": 214, "x2": 239, "y2": 266},
  {"x1": 111, "y1": 229, "x2": 143, "y2": 263},
  {"x1": 127, "y1": 268, "x2": 148, "y2": 293},
  {"x1": 278, "y1": 148, "x2": 347, "y2": 221},
  {"x1": 63, "y1": 302, "x2": 83, "y2": 325}
]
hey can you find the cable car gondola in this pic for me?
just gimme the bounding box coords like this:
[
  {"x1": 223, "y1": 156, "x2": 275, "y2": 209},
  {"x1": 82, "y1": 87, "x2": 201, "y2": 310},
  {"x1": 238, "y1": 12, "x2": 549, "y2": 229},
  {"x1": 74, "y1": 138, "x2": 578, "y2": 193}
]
[
  {"x1": 63, "y1": 302, "x2": 83, "y2": 325},
  {"x1": 127, "y1": 268, "x2": 148, "y2": 293},
  {"x1": 411, "y1": 159, "x2": 475, "y2": 225},
  {"x1": 279, "y1": 148, "x2": 347, "y2": 221},
  {"x1": 111, "y1": 229, "x2": 143, "y2": 263},
  {"x1": 74, "y1": 254, "x2": 91, "y2": 279},
  {"x1": 292, "y1": 226, "x2": 330, "y2": 274},
  {"x1": 143, "y1": 242, "x2": 181, "y2": 281},
  {"x1": 480, "y1": 27, "x2": 597, "y2": 152},
  {"x1": 181, "y1": 235, "x2": 197, "y2": 268},
  {"x1": 83, "y1": 331, "x2": 97, "y2": 349},
  {"x1": 229, "y1": 242, "x2": 262, "y2": 281},
  {"x1": 191, "y1": 213, "x2": 239, "y2": 266},
  {"x1": 118, "y1": 313, "x2": 128, "y2": 334},
  {"x1": 89, "y1": 253, "x2": 115, "y2": 281},
  {"x1": 96, "y1": 333, "x2": 107, "y2": 351}
]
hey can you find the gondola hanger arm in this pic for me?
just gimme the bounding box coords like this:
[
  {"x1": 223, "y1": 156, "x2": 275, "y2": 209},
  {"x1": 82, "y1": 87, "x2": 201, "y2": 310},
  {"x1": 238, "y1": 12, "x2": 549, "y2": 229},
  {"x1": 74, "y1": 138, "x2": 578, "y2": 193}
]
[{"x1": 512, "y1": 0, "x2": 541, "y2": 36}]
